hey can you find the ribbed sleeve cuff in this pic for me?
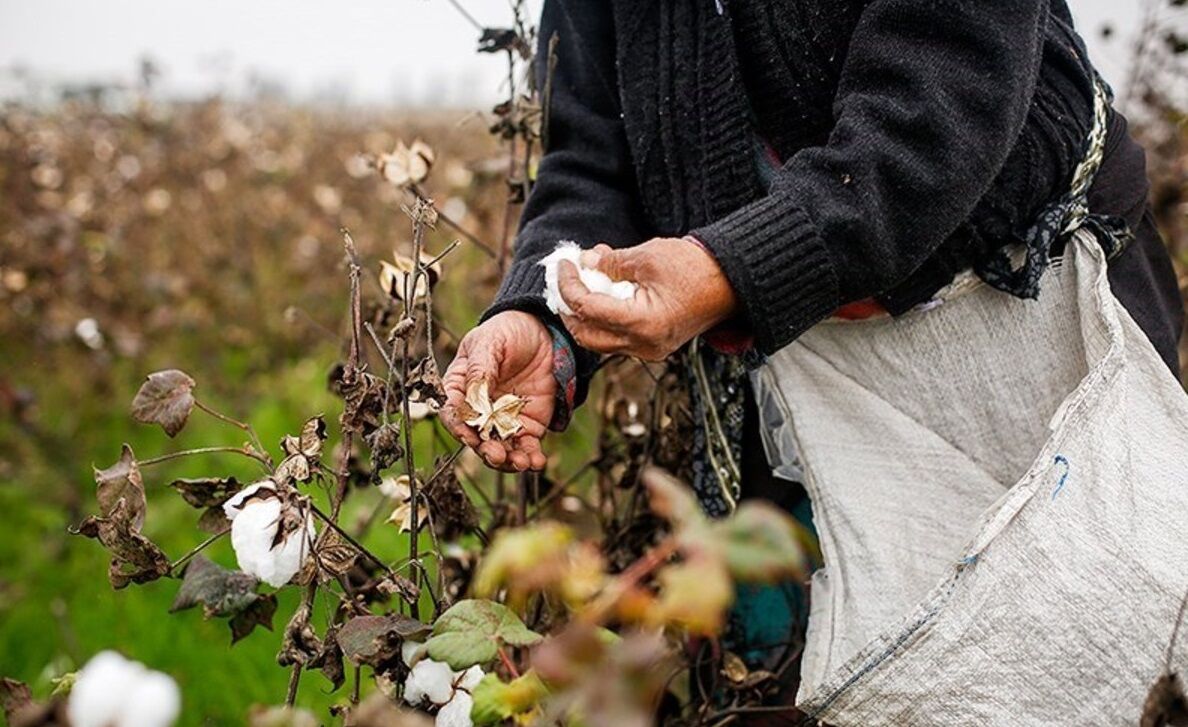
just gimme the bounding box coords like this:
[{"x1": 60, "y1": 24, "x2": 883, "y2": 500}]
[
  {"x1": 481, "y1": 258, "x2": 599, "y2": 408},
  {"x1": 691, "y1": 195, "x2": 840, "y2": 354}
]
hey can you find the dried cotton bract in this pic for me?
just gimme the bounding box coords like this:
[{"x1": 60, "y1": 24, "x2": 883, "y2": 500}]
[
  {"x1": 67, "y1": 651, "x2": 181, "y2": 727},
  {"x1": 223, "y1": 482, "x2": 315, "y2": 588},
  {"x1": 377, "y1": 139, "x2": 435, "y2": 189},
  {"x1": 460, "y1": 380, "x2": 527, "y2": 441}
]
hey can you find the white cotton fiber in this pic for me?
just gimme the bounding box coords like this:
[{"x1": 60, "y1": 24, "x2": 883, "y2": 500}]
[{"x1": 540, "y1": 241, "x2": 637, "y2": 316}]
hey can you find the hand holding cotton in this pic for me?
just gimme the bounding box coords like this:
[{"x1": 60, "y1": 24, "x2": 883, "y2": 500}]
[{"x1": 540, "y1": 241, "x2": 637, "y2": 316}]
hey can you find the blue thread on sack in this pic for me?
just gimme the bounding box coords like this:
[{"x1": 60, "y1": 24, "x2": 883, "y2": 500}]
[
  {"x1": 961, "y1": 554, "x2": 979, "y2": 565},
  {"x1": 1051, "y1": 455, "x2": 1070, "y2": 500}
]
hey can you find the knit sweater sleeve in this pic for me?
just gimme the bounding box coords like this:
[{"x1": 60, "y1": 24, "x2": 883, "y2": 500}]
[
  {"x1": 481, "y1": 0, "x2": 647, "y2": 405},
  {"x1": 691, "y1": 0, "x2": 1051, "y2": 354}
]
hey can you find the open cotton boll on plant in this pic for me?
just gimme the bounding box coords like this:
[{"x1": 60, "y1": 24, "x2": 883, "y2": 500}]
[
  {"x1": 540, "y1": 241, "x2": 637, "y2": 316},
  {"x1": 67, "y1": 651, "x2": 181, "y2": 727},
  {"x1": 223, "y1": 482, "x2": 316, "y2": 588}
]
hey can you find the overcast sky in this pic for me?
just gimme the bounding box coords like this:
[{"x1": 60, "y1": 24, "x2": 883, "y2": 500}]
[{"x1": 0, "y1": 0, "x2": 1140, "y2": 107}]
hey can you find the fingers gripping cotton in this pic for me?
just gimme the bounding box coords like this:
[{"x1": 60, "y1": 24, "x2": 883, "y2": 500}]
[{"x1": 540, "y1": 241, "x2": 637, "y2": 316}]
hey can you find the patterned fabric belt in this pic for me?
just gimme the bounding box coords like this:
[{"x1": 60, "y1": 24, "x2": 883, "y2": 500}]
[{"x1": 974, "y1": 76, "x2": 1130, "y2": 298}]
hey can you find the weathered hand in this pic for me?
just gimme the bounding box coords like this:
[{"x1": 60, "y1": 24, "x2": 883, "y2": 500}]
[
  {"x1": 441, "y1": 311, "x2": 555, "y2": 472},
  {"x1": 558, "y1": 238, "x2": 739, "y2": 361}
]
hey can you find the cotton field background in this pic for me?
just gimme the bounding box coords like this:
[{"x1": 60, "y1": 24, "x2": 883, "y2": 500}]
[{"x1": 0, "y1": 1, "x2": 1185, "y2": 726}]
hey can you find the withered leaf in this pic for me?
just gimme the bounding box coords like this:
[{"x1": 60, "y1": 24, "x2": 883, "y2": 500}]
[
  {"x1": 1142, "y1": 673, "x2": 1188, "y2": 727},
  {"x1": 170, "y1": 476, "x2": 240, "y2": 509},
  {"x1": 74, "y1": 498, "x2": 170, "y2": 589},
  {"x1": 374, "y1": 573, "x2": 421, "y2": 606},
  {"x1": 281, "y1": 415, "x2": 327, "y2": 460},
  {"x1": 94, "y1": 443, "x2": 145, "y2": 531},
  {"x1": 230, "y1": 593, "x2": 278, "y2": 644},
  {"x1": 337, "y1": 614, "x2": 430, "y2": 667},
  {"x1": 461, "y1": 380, "x2": 527, "y2": 442},
  {"x1": 315, "y1": 528, "x2": 359, "y2": 577},
  {"x1": 0, "y1": 676, "x2": 61, "y2": 727},
  {"x1": 366, "y1": 422, "x2": 404, "y2": 474},
  {"x1": 1, "y1": 678, "x2": 33, "y2": 721},
  {"x1": 170, "y1": 555, "x2": 260, "y2": 617},
  {"x1": 424, "y1": 458, "x2": 479, "y2": 541},
  {"x1": 197, "y1": 505, "x2": 230, "y2": 534},
  {"x1": 274, "y1": 454, "x2": 312, "y2": 484},
  {"x1": 408, "y1": 357, "x2": 446, "y2": 408},
  {"x1": 278, "y1": 602, "x2": 322, "y2": 668},
  {"x1": 306, "y1": 625, "x2": 346, "y2": 690},
  {"x1": 130, "y1": 369, "x2": 196, "y2": 437}
]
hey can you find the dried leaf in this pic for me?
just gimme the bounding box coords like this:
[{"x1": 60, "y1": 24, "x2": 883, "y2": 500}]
[
  {"x1": 721, "y1": 651, "x2": 748, "y2": 684},
  {"x1": 230, "y1": 593, "x2": 278, "y2": 644},
  {"x1": 74, "y1": 499, "x2": 170, "y2": 589},
  {"x1": 423, "y1": 457, "x2": 479, "y2": 540},
  {"x1": 365, "y1": 422, "x2": 404, "y2": 474},
  {"x1": 274, "y1": 453, "x2": 311, "y2": 484},
  {"x1": 337, "y1": 614, "x2": 431, "y2": 667},
  {"x1": 425, "y1": 599, "x2": 542, "y2": 670},
  {"x1": 461, "y1": 380, "x2": 527, "y2": 442},
  {"x1": 94, "y1": 443, "x2": 145, "y2": 531},
  {"x1": 130, "y1": 369, "x2": 196, "y2": 437},
  {"x1": 1, "y1": 678, "x2": 33, "y2": 720},
  {"x1": 1142, "y1": 673, "x2": 1188, "y2": 727},
  {"x1": 314, "y1": 527, "x2": 359, "y2": 578},
  {"x1": 170, "y1": 555, "x2": 260, "y2": 617},
  {"x1": 408, "y1": 357, "x2": 446, "y2": 408},
  {"x1": 196, "y1": 506, "x2": 230, "y2": 534},
  {"x1": 306, "y1": 625, "x2": 346, "y2": 690},
  {"x1": 278, "y1": 602, "x2": 322, "y2": 668},
  {"x1": 170, "y1": 476, "x2": 240, "y2": 509},
  {"x1": 296, "y1": 415, "x2": 328, "y2": 459}
]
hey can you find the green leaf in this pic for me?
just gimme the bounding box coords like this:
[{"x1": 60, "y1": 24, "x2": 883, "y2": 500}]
[
  {"x1": 470, "y1": 671, "x2": 549, "y2": 725},
  {"x1": 169, "y1": 476, "x2": 240, "y2": 509},
  {"x1": 710, "y1": 503, "x2": 809, "y2": 582},
  {"x1": 425, "y1": 600, "x2": 542, "y2": 670},
  {"x1": 130, "y1": 369, "x2": 196, "y2": 437}
]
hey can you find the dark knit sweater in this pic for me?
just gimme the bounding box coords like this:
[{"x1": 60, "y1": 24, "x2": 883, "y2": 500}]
[{"x1": 484, "y1": 0, "x2": 1176, "y2": 401}]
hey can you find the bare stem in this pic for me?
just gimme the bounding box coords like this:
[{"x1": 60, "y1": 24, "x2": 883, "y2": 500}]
[
  {"x1": 193, "y1": 399, "x2": 269, "y2": 466},
  {"x1": 497, "y1": 645, "x2": 521, "y2": 679},
  {"x1": 139, "y1": 446, "x2": 271, "y2": 471},
  {"x1": 169, "y1": 527, "x2": 230, "y2": 574}
]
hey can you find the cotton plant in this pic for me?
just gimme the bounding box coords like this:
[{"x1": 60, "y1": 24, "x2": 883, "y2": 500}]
[
  {"x1": 67, "y1": 651, "x2": 180, "y2": 727},
  {"x1": 402, "y1": 640, "x2": 484, "y2": 727},
  {"x1": 223, "y1": 481, "x2": 316, "y2": 588}
]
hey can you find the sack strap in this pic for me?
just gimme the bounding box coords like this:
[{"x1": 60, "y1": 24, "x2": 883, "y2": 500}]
[{"x1": 974, "y1": 77, "x2": 1132, "y2": 299}]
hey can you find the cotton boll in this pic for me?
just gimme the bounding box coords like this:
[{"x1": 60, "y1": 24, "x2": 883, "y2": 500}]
[
  {"x1": 68, "y1": 651, "x2": 180, "y2": 727},
  {"x1": 404, "y1": 659, "x2": 457, "y2": 706},
  {"x1": 539, "y1": 241, "x2": 637, "y2": 316},
  {"x1": 455, "y1": 665, "x2": 484, "y2": 692},
  {"x1": 116, "y1": 670, "x2": 181, "y2": 727},
  {"x1": 68, "y1": 651, "x2": 144, "y2": 727},
  {"x1": 224, "y1": 482, "x2": 315, "y2": 588},
  {"x1": 436, "y1": 690, "x2": 474, "y2": 727}
]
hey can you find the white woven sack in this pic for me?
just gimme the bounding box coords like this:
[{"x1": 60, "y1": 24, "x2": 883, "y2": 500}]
[{"x1": 758, "y1": 230, "x2": 1188, "y2": 725}]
